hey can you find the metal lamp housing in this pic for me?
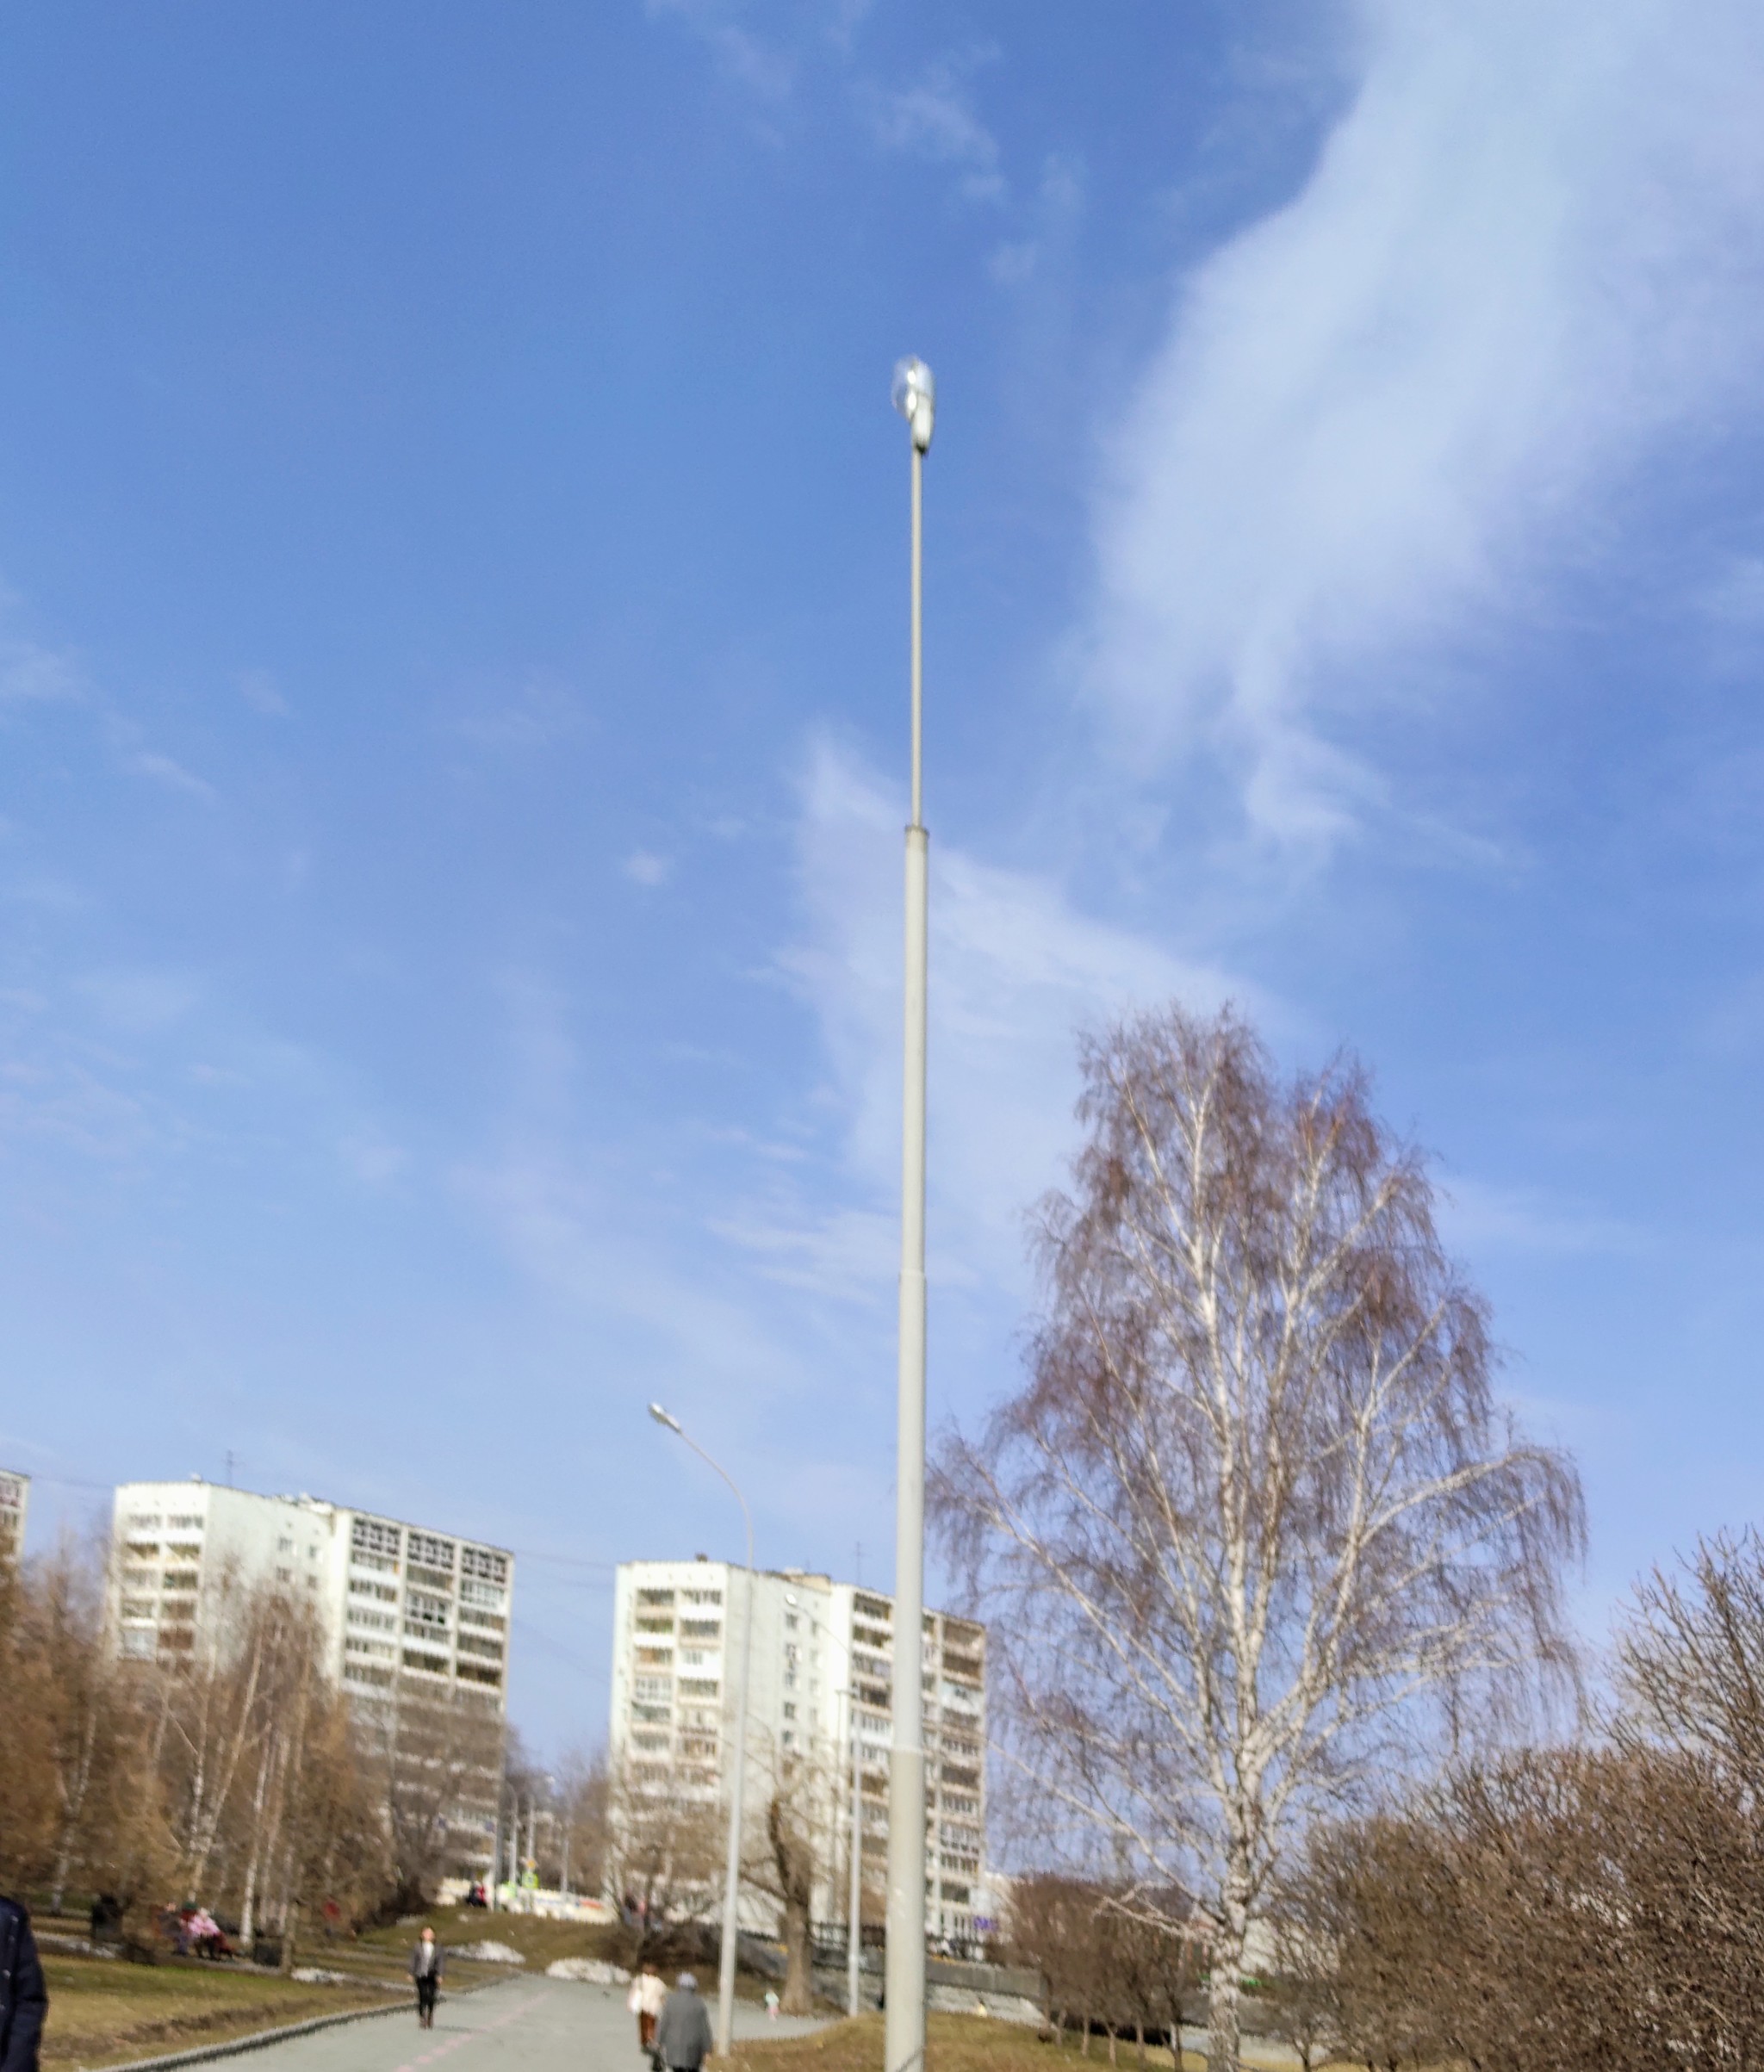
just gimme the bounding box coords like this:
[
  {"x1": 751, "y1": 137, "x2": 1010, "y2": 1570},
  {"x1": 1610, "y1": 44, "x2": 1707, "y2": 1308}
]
[{"x1": 891, "y1": 356, "x2": 935, "y2": 452}]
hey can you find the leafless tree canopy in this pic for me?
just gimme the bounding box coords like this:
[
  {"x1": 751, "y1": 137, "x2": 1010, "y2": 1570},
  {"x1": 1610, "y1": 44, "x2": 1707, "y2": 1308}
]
[
  {"x1": 934, "y1": 1005, "x2": 1584, "y2": 2071},
  {"x1": 1282, "y1": 1746, "x2": 1764, "y2": 2072},
  {"x1": 0, "y1": 1536, "x2": 410, "y2": 1939},
  {"x1": 1617, "y1": 1526, "x2": 1764, "y2": 1796}
]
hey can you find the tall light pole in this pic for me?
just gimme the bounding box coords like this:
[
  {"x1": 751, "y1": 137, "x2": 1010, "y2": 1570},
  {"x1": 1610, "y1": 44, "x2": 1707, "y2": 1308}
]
[
  {"x1": 886, "y1": 355, "x2": 935, "y2": 2072},
  {"x1": 649, "y1": 1402, "x2": 755, "y2": 2058}
]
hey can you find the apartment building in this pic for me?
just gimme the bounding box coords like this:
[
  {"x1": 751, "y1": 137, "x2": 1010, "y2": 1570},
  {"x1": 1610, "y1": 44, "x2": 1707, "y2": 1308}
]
[
  {"x1": 109, "y1": 1480, "x2": 514, "y2": 1870},
  {"x1": 110, "y1": 1478, "x2": 513, "y2": 1693},
  {"x1": 607, "y1": 1557, "x2": 987, "y2": 1947},
  {"x1": 0, "y1": 1468, "x2": 28, "y2": 1565}
]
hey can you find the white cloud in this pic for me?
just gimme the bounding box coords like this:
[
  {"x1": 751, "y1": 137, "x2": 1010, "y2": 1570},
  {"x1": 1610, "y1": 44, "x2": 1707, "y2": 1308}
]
[{"x1": 1089, "y1": 0, "x2": 1764, "y2": 848}]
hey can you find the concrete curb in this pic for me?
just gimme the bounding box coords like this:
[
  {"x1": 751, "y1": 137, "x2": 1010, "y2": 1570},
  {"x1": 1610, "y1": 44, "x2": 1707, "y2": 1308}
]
[{"x1": 81, "y1": 1974, "x2": 513, "y2": 2072}]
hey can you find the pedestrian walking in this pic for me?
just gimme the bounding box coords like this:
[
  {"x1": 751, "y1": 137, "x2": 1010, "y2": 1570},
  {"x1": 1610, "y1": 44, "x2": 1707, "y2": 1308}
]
[
  {"x1": 627, "y1": 1959, "x2": 667, "y2": 2061},
  {"x1": 653, "y1": 1971, "x2": 714, "y2": 2072},
  {"x1": 409, "y1": 1926, "x2": 444, "y2": 2029},
  {"x1": 0, "y1": 1892, "x2": 48, "y2": 2072}
]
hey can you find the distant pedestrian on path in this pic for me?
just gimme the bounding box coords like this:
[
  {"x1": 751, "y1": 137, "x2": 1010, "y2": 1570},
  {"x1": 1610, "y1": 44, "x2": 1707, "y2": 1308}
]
[
  {"x1": 409, "y1": 1926, "x2": 444, "y2": 2029},
  {"x1": 654, "y1": 1972, "x2": 713, "y2": 2072},
  {"x1": 0, "y1": 1892, "x2": 48, "y2": 2072},
  {"x1": 628, "y1": 1959, "x2": 667, "y2": 2061}
]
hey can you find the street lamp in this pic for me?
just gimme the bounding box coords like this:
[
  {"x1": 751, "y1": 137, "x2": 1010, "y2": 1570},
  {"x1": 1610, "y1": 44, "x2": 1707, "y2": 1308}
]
[
  {"x1": 649, "y1": 1402, "x2": 755, "y2": 2058},
  {"x1": 885, "y1": 355, "x2": 934, "y2": 2072},
  {"x1": 786, "y1": 1590, "x2": 867, "y2": 2019}
]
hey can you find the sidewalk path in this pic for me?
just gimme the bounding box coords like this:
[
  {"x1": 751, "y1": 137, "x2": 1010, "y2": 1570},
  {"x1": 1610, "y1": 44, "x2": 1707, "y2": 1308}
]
[{"x1": 199, "y1": 1980, "x2": 825, "y2": 2072}]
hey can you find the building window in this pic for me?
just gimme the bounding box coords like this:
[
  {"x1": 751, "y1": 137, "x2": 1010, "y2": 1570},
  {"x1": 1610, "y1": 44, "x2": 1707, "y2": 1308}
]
[
  {"x1": 637, "y1": 1587, "x2": 676, "y2": 1607},
  {"x1": 351, "y1": 1517, "x2": 401, "y2": 1561},
  {"x1": 407, "y1": 1530, "x2": 456, "y2": 1570},
  {"x1": 782, "y1": 1703, "x2": 797, "y2": 1720}
]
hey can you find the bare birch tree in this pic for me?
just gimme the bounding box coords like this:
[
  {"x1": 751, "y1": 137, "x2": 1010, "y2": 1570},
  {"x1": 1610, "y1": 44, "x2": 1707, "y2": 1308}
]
[
  {"x1": 1615, "y1": 1526, "x2": 1764, "y2": 1794},
  {"x1": 934, "y1": 1004, "x2": 1583, "y2": 2072}
]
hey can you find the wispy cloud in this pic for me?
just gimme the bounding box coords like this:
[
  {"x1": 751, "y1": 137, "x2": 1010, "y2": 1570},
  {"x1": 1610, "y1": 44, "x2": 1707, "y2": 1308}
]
[
  {"x1": 127, "y1": 748, "x2": 215, "y2": 801},
  {"x1": 1088, "y1": 0, "x2": 1764, "y2": 850},
  {"x1": 863, "y1": 52, "x2": 1004, "y2": 202},
  {"x1": 238, "y1": 668, "x2": 289, "y2": 717},
  {"x1": 446, "y1": 675, "x2": 589, "y2": 753},
  {"x1": 645, "y1": 0, "x2": 876, "y2": 101},
  {"x1": 1438, "y1": 1175, "x2": 1648, "y2": 1261},
  {"x1": 621, "y1": 850, "x2": 674, "y2": 889},
  {"x1": 644, "y1": 0, "x2": 798, "y2": 102},
  {"x1": 0, "y1": 633, "x2": 83, "y2": 707},
  {"x1": 766, "y1": 739, "x2": 1251, "y2": 1304}
]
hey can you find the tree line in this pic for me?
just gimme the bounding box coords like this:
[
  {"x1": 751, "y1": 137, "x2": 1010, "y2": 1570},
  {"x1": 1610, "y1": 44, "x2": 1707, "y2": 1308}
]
[{"x1": 0, "y1": 1537, "x2": 505, "y2": 1942}]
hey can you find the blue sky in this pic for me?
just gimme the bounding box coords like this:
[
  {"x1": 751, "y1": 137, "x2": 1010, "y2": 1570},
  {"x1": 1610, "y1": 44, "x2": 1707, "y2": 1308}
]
[{"x1": 6, "y1": 0, "x2": 1764, "y2": 1759}]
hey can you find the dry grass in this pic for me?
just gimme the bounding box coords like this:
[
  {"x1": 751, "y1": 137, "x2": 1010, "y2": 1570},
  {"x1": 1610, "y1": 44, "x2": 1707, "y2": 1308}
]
[
  {"x1": 722, "y1": 2011, "x2": 1343, "y2": 2072},
  {"x1": 40, "y1": 1953, "x2": 391, "y2": 2070},
  {"x1": 725, "y1": 2013, "x2": 1212, "y2": 2072}
]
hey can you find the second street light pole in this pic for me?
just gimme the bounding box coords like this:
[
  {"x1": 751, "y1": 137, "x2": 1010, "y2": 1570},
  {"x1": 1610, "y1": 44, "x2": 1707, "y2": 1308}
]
[
  {"x1": 886, "y1": 355, "x2": 935, "y2": 2072},
  {"x1": 649, "y1": 1402, "x2": 754, "y2": 2058}
]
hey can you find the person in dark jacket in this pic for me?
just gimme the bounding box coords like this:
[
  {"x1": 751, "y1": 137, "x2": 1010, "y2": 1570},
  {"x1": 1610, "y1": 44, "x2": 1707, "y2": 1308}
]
[
  {"x1": 0, "y1": 1895, "x2": 48, "y2": 2072},
  {"x1": 653, "y1": 1973, "x2": 714, "y2": 2072},
  {"x1": 409, "y1": 1926, "x2": 443, "y2": 2028}
]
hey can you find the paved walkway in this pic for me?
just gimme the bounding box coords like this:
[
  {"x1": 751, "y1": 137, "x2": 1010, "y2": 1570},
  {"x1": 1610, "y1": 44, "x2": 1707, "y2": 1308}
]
[{"x1": 214, "y1": 1981, "x2": 824, "y2": 2072}]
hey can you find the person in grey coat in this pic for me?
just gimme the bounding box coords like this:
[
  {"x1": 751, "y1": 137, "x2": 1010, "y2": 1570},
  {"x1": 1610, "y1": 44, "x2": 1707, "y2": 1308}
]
[{"x1": 653, "y1": 1972, "x2": 714, "y2": 2072}]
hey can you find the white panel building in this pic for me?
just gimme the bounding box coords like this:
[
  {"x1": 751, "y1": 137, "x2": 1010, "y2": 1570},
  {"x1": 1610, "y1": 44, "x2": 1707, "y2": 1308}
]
[
  {"x1": 0, "y1": 1468, "x2": 28, "y2": 1565},
  {"x1": 109, "y1": 1479, "x2": 513, "y2": 1699},
  {"x1": 608, "y1": 1557, "x2": 986, "y2": 1948}
]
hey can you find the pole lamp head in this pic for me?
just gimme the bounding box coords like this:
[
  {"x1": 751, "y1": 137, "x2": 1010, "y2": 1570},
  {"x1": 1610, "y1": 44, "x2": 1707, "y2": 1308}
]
[
  {"x1": 648, "y1": 1401, "x2": 682, "y2": 1434},
  {"x1": 891, "y1": 357, "x2": 935, "y2": 453}
]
